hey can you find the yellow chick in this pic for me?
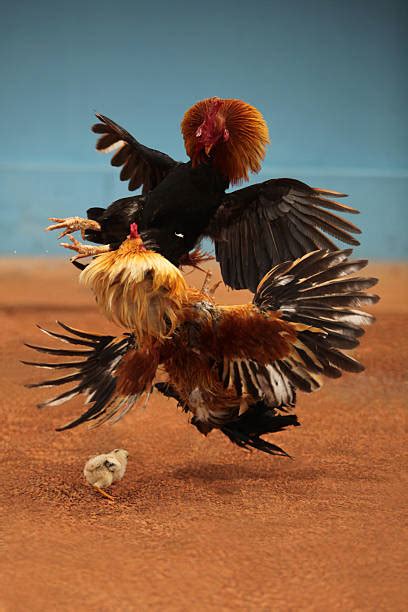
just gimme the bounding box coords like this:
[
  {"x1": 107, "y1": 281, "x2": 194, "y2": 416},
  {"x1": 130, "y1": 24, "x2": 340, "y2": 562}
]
[{"x1": 84, "y1": 449, "x2": 129, "y2": 501}]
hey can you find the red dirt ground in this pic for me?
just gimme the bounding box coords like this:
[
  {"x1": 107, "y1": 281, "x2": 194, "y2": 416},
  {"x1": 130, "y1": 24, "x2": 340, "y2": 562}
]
[{"x1": 1, "y1": 259, "x2": 407, "y2": 611}]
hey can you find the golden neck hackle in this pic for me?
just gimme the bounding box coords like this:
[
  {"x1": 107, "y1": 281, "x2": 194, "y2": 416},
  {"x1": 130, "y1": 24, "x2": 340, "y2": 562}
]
[
  {"x1": 80, "y1": 238, "x2": 188, "y2": 347},
  {"x1": 181, "y1": 97, "x2": 269, "y2": 184}
]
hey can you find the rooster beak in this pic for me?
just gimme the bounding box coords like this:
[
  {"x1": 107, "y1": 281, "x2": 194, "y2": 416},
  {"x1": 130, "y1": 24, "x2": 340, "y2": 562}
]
[{"x1": 204, "y1": 143, "x2": 213, "y2": 157}]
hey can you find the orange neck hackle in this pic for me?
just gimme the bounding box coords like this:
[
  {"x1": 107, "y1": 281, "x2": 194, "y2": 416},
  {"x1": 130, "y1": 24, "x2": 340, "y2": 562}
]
[{"x1": 181, "y1": 97, "x2": 270, "y2": 184}]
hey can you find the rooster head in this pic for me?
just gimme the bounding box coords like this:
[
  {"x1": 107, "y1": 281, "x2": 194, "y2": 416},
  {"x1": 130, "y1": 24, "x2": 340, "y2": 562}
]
[
  {"x1": 126, "y1": 222, "x2": 146, "y2": 251},
  {"x1": 181, "y1": 97, "x2": 269, "y2": 184},
  {"x1": 193, "y1": 98, "x2": 230, "y2": 157}
]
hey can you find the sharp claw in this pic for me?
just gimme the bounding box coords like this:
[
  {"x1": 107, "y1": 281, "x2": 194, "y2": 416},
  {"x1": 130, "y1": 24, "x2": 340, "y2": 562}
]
[
  {"x1": 71, "y1": 253, "x2": 85, "y2": 262},
  {"x1": 46, "y1": 217, "x2": 101, "y2": 237}
]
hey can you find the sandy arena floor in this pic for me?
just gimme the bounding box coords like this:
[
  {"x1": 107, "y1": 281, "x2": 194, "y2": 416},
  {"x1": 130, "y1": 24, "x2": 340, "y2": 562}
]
[{"x1": 1, "y1": 258, "x2": 407, "y2": 611}]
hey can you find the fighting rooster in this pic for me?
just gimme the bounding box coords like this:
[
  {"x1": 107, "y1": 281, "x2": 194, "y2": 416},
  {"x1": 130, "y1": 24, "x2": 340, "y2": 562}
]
[
  {"x1": 47, "y1": 97, "x2": 361, "y2": 291},
  {"x1": 25, "y1": 226, "x2": 378, "y2": 456}
]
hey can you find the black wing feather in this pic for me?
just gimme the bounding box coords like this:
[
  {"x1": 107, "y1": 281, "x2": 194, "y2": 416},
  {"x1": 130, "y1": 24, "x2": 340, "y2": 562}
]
[
  {"x1": 92, "y1": 113, "x2": 179, "y2": 193},
  {"x1": 209, "y1": 178, "x2": 361, "y2": 292},
  {"x1": 23, "y1": 323, "x2": 151, "y2": 430}
]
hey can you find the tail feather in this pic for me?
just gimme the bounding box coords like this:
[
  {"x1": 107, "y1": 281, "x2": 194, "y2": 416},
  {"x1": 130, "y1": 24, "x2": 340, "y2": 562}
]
[
  {"x1": 154, "y1": 383, "x2": 298, "y2": 458},
  {"x1": 221, "y1": 408, "x2": 300, "y2": 457}
]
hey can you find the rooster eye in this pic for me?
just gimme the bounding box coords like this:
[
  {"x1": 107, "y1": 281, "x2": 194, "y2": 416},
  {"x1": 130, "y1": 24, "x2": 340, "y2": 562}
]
[{"x1": 223, "y1": 128, "x2": 230, "y2": 142}]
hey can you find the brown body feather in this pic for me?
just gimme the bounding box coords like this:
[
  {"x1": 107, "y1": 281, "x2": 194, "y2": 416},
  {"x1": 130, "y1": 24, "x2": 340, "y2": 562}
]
[
  {"x1": 161, "y1": 300, "x2": 301, "y2": 423},
  {"x1": 116, "y1": 347, "x2": 159, "y2": 397}
]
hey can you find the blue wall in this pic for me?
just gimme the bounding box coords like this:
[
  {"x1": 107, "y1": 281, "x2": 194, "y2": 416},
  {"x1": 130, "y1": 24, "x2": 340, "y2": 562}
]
[{"x1": 1, "y1": 0, "x2": 407, "y2": 258}]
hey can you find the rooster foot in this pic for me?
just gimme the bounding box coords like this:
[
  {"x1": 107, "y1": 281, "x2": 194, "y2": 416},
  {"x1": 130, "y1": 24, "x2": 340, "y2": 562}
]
[
  {"x1": 46, "y1": 216, "x2": 101, "y2": 239},
  {"x1": 60, "y1": 235, "x2": 111, "y2": 261}
]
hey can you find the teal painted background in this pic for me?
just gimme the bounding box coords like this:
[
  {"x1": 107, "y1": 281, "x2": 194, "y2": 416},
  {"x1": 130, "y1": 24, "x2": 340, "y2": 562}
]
[{"x1": 1, "y1": 0, "x2": 407, "y2": 258}]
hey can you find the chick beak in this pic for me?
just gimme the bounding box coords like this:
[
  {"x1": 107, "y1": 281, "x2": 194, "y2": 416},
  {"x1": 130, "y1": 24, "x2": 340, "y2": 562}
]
[{"x1": 204, "y1": 143, "x2": 213, "y2": 157}]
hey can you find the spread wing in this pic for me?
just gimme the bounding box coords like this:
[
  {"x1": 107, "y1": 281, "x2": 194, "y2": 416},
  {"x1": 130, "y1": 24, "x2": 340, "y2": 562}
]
[
  {"x1": 208, "y1": 178, "x2": 361, "y2": 292},
  {"x1": 23, "y1": 322, "x2": 158, "y2": 430},
  {"x1": 92, "y1": 113, "x2": 179, "y2": 193},
  {"x1": 217, "y1": 249, "x2": 378, "y2": 408}
]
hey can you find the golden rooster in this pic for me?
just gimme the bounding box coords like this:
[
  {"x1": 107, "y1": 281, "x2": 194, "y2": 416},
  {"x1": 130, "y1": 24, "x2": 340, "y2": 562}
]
[
  {"x1": 26, "y1": 226, "x2": 378, "y2": 456},
  {"x1": 47, "y1": 96, "x2": 361, "y2": 292}
]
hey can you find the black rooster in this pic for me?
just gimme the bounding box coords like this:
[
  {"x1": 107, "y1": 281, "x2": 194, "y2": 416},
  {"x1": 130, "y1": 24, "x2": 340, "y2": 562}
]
[{"x1": 48, "y1": 97, "x2": 360, "y2": 292}]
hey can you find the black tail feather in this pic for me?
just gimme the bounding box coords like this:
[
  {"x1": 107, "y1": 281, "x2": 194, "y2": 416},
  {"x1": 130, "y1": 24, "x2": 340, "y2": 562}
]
[
  {"x1": 221, "y1": 407, "x2": 300, "y2": 457},
  {"x1": 155, "y1": 382, "x2": 299, "y2": 458}
]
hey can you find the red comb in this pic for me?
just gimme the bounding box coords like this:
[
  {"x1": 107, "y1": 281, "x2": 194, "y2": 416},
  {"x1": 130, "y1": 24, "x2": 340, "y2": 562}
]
[{"x1": 129, "y1": 223, "x2": 139, "y2": 239}]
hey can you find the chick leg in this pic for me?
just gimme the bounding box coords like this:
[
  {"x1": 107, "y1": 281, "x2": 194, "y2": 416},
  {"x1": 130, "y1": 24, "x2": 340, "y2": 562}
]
[
  {"x1": 93, "y1": 485, "x2": 115, "y2": 502},
  {"x1": 60, "y1": 235, "x2": 111, "y2": 261},
  {"x1": 46, "y1": 216, "x2": 101, "y2": 239}
]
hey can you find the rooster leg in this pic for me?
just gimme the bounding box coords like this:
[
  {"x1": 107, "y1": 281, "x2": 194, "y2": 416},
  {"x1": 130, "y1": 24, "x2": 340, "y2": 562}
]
[
  {"x1": 60, "y1": 236, "x2": 111, "y2": 261},
  {"x1": 208, "y1": 280, "x2": 222, "y2": 298},
  {"x1": 200, "y1": 271, "x2": 222, "y2": 298},
  {"x1": 46, "y1": 216, "x2": 101, "y2": 239},
  {"x1": 93, "y1": 485, "x2": 115, "y2": 502},
  {"x1": 200, "y1": 269, "x2": 213, "y2": 294}
]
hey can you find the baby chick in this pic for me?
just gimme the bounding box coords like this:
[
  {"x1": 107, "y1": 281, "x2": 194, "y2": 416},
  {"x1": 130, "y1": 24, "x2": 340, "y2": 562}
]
[{"x1": 84, "y1": 448, "x2": 129, "y2": 501}]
